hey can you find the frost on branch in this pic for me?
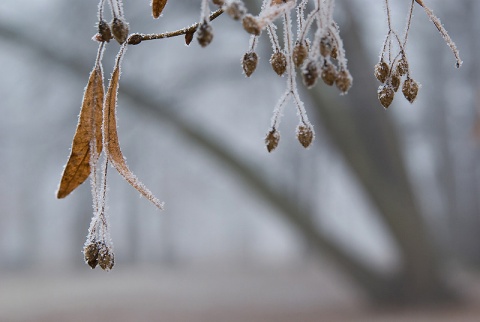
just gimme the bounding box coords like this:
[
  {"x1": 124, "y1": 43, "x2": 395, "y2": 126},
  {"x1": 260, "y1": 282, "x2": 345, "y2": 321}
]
[{"x1": 58, "y1": 0, "x2": 462, "y2": 270}]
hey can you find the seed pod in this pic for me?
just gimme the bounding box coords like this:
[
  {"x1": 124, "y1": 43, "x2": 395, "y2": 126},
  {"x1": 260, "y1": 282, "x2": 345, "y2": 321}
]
[
  {"x1": 152, "y1": 0, "x2": 168, "y2": 19},
  {"x1": 320, "y1": 36, "x2": 333, "y2": 57},
  {"x1": 335, "y1": 69, "x2": 352, "y2": 94},
  {"x1": 402, "y1": 78, "x2": 419, "y2": 103},
  {"x1": 242, "y1": 52, "x2": 258, "y2": 77},
  {"x1": 84, "y1": 242, "x2": 99, "y2": 269},
  {"x1": 242, "y1": 14, "x2": 261, "y2": 36},
  {"x1": 296, "y1": 124, "x2": 314, "y2": 148},
  {"x1": 212, "y1": 0, "x2": 224, "y2": 5},
  {"x1": 224, "y1": 0, "x2": 246, "y2": 20},
  {"x1": 321, "y1": 61, "x2": 337, "y2": 86},
  {"x1": 98, "y1": 20, "x2": 113, "y2": 43},
  {"x1": 302, "y1": 61, "x2": 319, "y2": 88},
  {"x1": 390, "y1": 73, "x2": 401, "y2": 92},
  {"x1": 270, "y1": 51, "x2": 287, "y2": 76},
  {"x1": 98, "y1": 243, "x2": 115, "y2": 271},
  {"x1": 396, "y1": 55, "x2": 409, "y2": 76},
  {"x1": 292, "y1": 42, "x2": 308, "y2": 68},
  {"x1": 265, "y1": 129, "x2": 280, "y2": 152},
  {"x1": 196, "y1": 22, "x2": 214, "y2": 47},
  {"x1": 374, "y1": 60, "x2": 389, "y2": 83},
  {"x1": 330, "y1": 46, "x2": 338, "y2": 59},
  {"x1": 111, "y1": 18, "x2": 129, "y2": 44},
  {"x1": 378, "y1": 84, "x2": 395, "y2": 108}
]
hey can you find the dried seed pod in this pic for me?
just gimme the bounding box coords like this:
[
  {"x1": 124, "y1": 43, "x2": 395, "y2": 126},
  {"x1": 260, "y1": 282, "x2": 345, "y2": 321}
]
[
  {"x1": 330, "y1": 46, "x2": 338, "y2": 59},
  {"x1": 185, "y1": 31, "x2": 194, "y2": 46},
  {"x1": 111, "y1": 18, "x2": 129, "y2": 44},
  {"x1": 378, "y1": 84, "x2": 395, "y2": 108},
  {"x1": 224, "y1": 0, "x2": 246, "y2": 20},
  {"x1": 84, "y1": 242, "x2": 99, "y2": 269},
  {"x1": 402, "y1": 78, "x2": 419, "y2": 103},
  {"x1": 212, "y1": 0, "x2": 224, "y2": 5},
  {"x1": 270, "y1": 51, "x2": 287, "y2": 76},
  {"x1": 242, "y1": 52, "x2": 258, "y2": 77},
  {"x1": 396, "y1": 55, "x2": 409, "y2": 76},
  {"x1": 152, "y1": 0, "x2": 168, "y2": 19},
  {"x1": 320, "y1": 36, "x2": 333, "y2": 57},
  {"x1": 302, "y1": 61, "x2": 319, "y2": 88},
  {"x1": 265, "y1": 129, "x2": 280, "y2": 152},
  {"x1": 390, "y1": 73, "x2": 401, "y2": 92},
  {"x1": 321, "y1": 61, "x2": 337, "y2": 86},
  {"x1": 292, "y1": 42, "x2": 308, "y2": 68},
  {"x1": 242, "y1": 14, "x2": 261, "y2": 36},
  {"x1": 98, "y1": 243, "x2": 115, "y2": 271},
  {"x1": 374, "y1": 60, "x2": 390, "y2": 83},
  {"x1": 98, "y1": 20, "x2": 113, "y2": 43},
  {"x1": 196, "y1": 22, "x2": 214, "y2": 47},
  {"x1": 335, "y1": 69, "x2": 352, "y2": 94},
  {"x1": 296, "y1": 124, "x2": 314, "y2": 148}
]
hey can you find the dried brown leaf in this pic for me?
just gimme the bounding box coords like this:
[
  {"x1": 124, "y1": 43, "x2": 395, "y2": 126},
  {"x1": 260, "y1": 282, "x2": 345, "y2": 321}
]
[
  {"x1": 103, "y1": 48, "x2": 164, "y2": 209},
  {"x1": 57, "y1": 66, "x2": 104, "y2": 199},
  {"x1": 152, "y1": 0, "x2": 168, "y2": 19}
]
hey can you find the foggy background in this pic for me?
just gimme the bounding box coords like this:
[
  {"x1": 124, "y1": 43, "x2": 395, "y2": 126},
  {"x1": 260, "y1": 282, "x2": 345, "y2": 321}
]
[{"x1": 1, "y1": 0, "x2": 479, "y2": 321}]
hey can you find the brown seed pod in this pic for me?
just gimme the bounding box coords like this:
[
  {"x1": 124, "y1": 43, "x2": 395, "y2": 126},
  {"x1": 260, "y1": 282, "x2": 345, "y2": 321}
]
[
  {"x1": 402, "y1": 78, "x2": 419, "y2": 103},
  {"x1": 302, "y1": 61, "x2": 319, "y2": 88},
  {"x1": 292, "y1": 42, "x2": 308, "y2": 68},
  {"x1": 270, "y1": 51, "x2": 287, "y2": 76},
  {"x1": 127, "y1": 34, "x2": 142, "y2": 45},
  {"x1": 152, "y1": 0, "x2": 168, "y2": 19},
  {"x1": 321, "y1": 61, "x2": 337, "y2": 86},
  {"x1": 98, "y1": 243, "x2": 115, "y2": 271},
  {"x1": 320, "y1": 36, "x2": 333, "y2": 57},
  {"x1": 98, "y1": 20, "x2": 113, "y2": 43},
  {"x1": 330, "y1": 46, "x2": 338, "y2": 59},
  {"x1": 335, "y1": 69, "x2": 352, "y2": 94},
  {"x1": 196, "y1": 22, "x2": 214, "y2": 47},
  {"x1": 390, "y1": 73, "x2": 401, "y2": 92},
  {"x1": 111, "y1": 18, "x2": 129, "y2": 44},
  {"x1": 296, "y1": 124, "x2": 314, "y2": 148},
  {"x1": 374, "y1": 60, "x2": 390, "y2": 83},
  {"x1": 396, "y1": 55, "x2": 409, "y2": 76},
  {"x1": 242, "y1": 14, "x2": 261, "y2": 36},
  {"x1": 242, "y1": 52, "x2": 258, "y2": 77},
  {"x1": 378, "y1": 84, "x2": 395, "y2": 108},
  {"x1": 212, "y1": 0, "x2": 225, "y2": 5},
  {"x1": 225, "y1": 0, "x2": 246, "y2": 20},
  {"x1": 265, "y1": 129, "x2": 280, "y2": 152},
  {"x1": 84, "y1": 242, "x2": 99, "y2": 269}
]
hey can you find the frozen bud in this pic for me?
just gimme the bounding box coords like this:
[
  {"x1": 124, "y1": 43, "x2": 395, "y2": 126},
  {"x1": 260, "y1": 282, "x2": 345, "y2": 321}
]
[
  {"x1": 374, "y1": 60, "x2": 389, "y2": 83},
  {"x1": 390, "y1": 73, "x2": 401, "y2": 92},
  {"x1": 196, "y1": 22, "x2": 214, "y2": 47},
  {"x1": 127, "y1": 34, "x2": 143, "y2": 45},
  {"x1": 402, "y1": 78, "x2": 419, "y2": 103},
  {"x1": 97, "y1": 20, "x2": 113, "y2": 42},
  {"x1": 270, "y1": 51, "x2": 287, "y2": 76},
  {"x1": 321, "y1": 61, "x2": 337, "y2": 86},
  {"x1": 296, "y1": 124, "x2": 314, "y2": 148},
  {"x1": 185, "y1": 31, "x2": 194, "y2": 46},
  {"x1": 293, "y1": 42, "x2": 308, "y2": 68},
  {"x1": 302, "y1": 61, "x2": 319, "y2": 88},
  {"x1": 98, "y1": 243, "x2": 115, "y2": 271},
  {"x1": 320, "y1": 36, "x2": 333, "y2": 57},
  {"x1": 242, "y1": 14, "x2": 261, "y2": 36},
  {"x1": 242, "y1": 51, "x2": 258, "y2": 77},
  {"x1": 111, "y1": 18, "x2": 129, "y2": 44},
  {"x1": 83, "y1": 242, "x2": 99, "y2": 269},
  {"x1": 378, "y1": 84, "x2": 395, "y2": 108},
  {"x1": 396, "y1": 55, "x2": 409, "y2": 76},
  {"x1": 335, "y1": 69, "x2": 352, "y2": 94},
  {"x1": 224, "y1": 0, "x2": 246, "y2": 20},
  {"x1": 265, "y1": 129, "x2": 280, "y2": 152}
]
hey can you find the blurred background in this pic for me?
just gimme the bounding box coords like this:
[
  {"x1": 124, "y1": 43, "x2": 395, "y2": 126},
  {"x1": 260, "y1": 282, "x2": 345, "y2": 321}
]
[{"x1": 1, "y1": 0, "x2": 480, "y2": 321}]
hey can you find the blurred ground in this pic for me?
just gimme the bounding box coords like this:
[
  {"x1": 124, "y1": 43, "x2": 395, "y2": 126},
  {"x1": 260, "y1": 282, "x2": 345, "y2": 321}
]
[{"x1": 1, "y1": 263, "x2": 480, "y2": 322}]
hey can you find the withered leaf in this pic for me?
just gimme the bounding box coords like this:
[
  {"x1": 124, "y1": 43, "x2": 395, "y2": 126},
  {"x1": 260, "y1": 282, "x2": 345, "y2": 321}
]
[
  {"x1": 103, "y1": 48, "x2": 164, "y2": 210},
  {"x1": 185, "y1": 31, "x2": 194, "y2": 46},
  {"x1": 57, "y1": 66, "x2": 104, "y2": 199},
  {"x1": 152, "y1": 0, "x2": 168, "y2": 19}
]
